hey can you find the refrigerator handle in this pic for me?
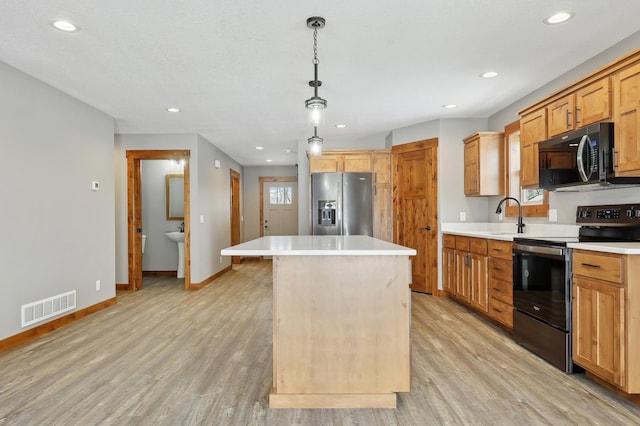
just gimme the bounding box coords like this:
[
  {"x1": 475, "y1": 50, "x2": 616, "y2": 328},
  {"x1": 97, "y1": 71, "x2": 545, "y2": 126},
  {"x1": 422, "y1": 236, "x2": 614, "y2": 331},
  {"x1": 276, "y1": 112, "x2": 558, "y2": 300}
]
[{"x1": 337, "y1": 179, "x2": 343, "y2": 235}]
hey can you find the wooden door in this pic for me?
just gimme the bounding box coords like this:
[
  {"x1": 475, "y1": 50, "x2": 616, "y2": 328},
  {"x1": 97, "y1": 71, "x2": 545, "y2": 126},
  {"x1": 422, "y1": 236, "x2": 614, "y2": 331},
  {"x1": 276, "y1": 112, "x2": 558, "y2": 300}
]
[
  {"x1": 230, "y1": 170, "x2": 241, "y2": 265},
  {"x1": 576, "y1": 77, "x2": 611, "y2": 126},
  {"x1": 573, "y1": 277, "x2": 624, "y2": 386},
  {"x1": 520, "y1": 108, "x2": 547, "y2": 188},
  {"x1": 614, "y1": 62, "x2": 640, "y2": 176},
  {"x1": 393, "y1": 138, "x2": 438, "y2": 294},
  {"x1": 547, "y1": 94, "x2": 576, "y2": 137},
  {"x1": 442, "y1": 247, "x2": 456, "y2": 294},
  {"x1": 262, "y1": 181, "x2": 298, "y2": 236}
]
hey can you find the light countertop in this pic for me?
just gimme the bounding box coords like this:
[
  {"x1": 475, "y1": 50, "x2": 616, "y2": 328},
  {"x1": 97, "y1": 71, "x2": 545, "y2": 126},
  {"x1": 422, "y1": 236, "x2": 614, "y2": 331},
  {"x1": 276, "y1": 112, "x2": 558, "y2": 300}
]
[
  {"x1": 568, "y1": 242, "x2": 640, "y2": 255},
  {"x1": 221, "y1": 235, "x2": 417, "y2": 256}
]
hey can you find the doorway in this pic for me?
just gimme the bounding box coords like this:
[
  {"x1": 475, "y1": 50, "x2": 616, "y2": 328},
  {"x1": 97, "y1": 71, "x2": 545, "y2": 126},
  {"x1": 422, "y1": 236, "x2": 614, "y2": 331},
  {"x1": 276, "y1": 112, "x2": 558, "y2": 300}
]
[
  {"x1": 259, "y1": 176, "x2": 298, "y2": 237},
  {"x1": 392, "y1": 138, "x2": 438, "y2": 294},
  {"x1": 126, "y1": 150, "x2": 191, "y2": 291},
  {"x1": 230, "y1": 169, "x2": 241, "y2": 265}
]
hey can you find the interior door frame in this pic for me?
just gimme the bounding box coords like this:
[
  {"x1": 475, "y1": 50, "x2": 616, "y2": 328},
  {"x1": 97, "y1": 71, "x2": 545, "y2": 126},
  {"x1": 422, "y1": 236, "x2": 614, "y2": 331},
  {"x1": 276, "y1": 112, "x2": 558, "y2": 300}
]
[
  {"x1": 392, "y1": 138, "x2": 439, "y2": 294},
  {"x1": 259, "y1": 176, "x2": 298, "y2": 237},
  {"x1": 230, "y1": 169, "x2": 241, "y2": 265},
  {"x1": 126, "y1": 149, "x2": 191, "y2": 290}
]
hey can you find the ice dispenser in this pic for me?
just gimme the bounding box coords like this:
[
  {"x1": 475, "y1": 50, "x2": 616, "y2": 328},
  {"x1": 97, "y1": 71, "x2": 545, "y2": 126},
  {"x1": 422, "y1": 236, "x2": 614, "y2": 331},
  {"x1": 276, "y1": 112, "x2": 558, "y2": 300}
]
[{"x1": 318, "y1": 200, "x2": 337, "y2": 226}]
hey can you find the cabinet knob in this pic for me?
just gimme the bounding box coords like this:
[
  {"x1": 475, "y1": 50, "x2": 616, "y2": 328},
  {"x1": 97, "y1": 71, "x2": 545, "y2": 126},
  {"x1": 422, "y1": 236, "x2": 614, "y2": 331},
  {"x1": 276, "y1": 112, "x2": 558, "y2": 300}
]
[{"x1": 423, "y1": 226, "x2": 432, "y2": 231}]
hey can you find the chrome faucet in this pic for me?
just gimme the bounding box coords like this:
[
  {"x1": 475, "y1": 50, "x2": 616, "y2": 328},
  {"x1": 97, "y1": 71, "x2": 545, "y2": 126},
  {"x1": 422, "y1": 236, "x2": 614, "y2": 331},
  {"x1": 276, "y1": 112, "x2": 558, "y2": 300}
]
[
  {"x1": 179, "y1": 222, "x2": 184, "y2": 233},
  {"x1": 495, "y1": 197, "x2": 525, "y2": 233}
]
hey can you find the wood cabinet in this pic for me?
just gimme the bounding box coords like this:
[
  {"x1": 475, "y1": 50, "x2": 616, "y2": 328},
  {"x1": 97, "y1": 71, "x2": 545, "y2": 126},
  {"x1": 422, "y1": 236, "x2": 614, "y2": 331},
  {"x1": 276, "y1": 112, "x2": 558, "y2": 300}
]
[
  {"x1": 613, "y1": 61, "x2": 640, "y2": 176},
  {"x1": 442, "y1": 234, "x2": 456, "y2": 295},
  {"x1": 309, "y1": 153, "x2": 372, "y2": 172},
  {"x1": 451, "y1": 236, "x2": 488, "y2": 312},
  {"x1": 309, "y1": 149, "x2": 392, "y2": 242},
  {"x1": 546, "y1": 79, "x2": 611, "y2": 138},
  {"x1": 463, "y1": 132, "x2": 504, "y2": 196},
  {"x1": 487, "y1": 240, "x2": 513, "y2": 328},
  {"x1": 520, "y1": 108, "x2": 547, "y2": 188},
  {"x1": 572, "y1": 249, "x2": 640, "y2": 394}
]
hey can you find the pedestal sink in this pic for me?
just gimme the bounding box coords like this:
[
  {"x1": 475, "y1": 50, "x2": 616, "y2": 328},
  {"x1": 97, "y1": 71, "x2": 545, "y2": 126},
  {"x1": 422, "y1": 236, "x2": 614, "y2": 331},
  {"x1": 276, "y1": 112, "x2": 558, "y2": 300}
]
[{"x1": 165, "y1": 232, "x2": 185, "y2": 279}]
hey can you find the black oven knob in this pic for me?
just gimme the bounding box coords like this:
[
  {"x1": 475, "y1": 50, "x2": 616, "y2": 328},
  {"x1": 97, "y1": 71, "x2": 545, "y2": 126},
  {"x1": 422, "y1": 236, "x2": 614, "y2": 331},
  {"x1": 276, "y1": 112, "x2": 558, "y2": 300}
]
[
  {"x1": 636, "y1": 210, "x2": 640, "y2": 219},
  {"x1": 628, "y1": 209, "x2": 635, "y2": 218}
]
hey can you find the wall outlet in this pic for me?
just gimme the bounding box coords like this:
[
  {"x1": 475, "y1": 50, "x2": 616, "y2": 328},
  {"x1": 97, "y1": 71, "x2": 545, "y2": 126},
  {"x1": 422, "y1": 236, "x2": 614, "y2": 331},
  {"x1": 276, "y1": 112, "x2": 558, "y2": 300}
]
[
  {"x1": 459, "y1": 211, "x2": 466, "y2": 222},
  {"x1": 95, "y1": 279, "x2": 101, "y2": 291},
  {"x1": 200, "y1": 215, "x2": 205, "y2": 224},
  {"x1": 549, "y1": 208, "x2": 558, "y2": 222}
]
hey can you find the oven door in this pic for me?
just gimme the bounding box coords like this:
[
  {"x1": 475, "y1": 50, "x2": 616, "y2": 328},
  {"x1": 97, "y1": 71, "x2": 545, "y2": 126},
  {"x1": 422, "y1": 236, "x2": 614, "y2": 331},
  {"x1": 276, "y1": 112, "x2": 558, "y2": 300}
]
[{"x1": 512, "y1": 243, "x2": 571, "y2": 331}]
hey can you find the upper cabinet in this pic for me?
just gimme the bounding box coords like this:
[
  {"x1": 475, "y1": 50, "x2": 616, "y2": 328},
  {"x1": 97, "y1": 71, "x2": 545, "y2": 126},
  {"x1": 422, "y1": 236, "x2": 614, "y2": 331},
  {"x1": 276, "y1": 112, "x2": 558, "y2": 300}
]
[
  {"x1": 519, "y1": 48, "x2": 640, "y2": 184},
  {"x1": 463, "y1": 132, "x2": 504, "y2": 196},
  {"x1": 613, "y1": 62, "x2": 640, "y2": 176},
  {"x1": 309, "y1": 153, "x2": 371, "y2": 172}
]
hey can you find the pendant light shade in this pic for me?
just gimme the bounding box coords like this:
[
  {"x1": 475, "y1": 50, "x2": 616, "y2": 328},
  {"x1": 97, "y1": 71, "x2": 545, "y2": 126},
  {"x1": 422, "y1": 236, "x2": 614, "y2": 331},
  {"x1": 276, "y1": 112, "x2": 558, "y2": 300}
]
[
  {"x1": 305, "y1": 17, "x2": 327, "y2": 127},
  {"x1": 308, "y1": 127, "x2": 323, "y2": 156}
]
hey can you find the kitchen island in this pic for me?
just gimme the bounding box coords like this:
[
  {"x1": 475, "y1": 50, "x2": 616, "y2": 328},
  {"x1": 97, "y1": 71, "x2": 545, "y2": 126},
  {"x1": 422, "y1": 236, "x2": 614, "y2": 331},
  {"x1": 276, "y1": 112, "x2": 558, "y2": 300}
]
[{"x1": 221, "y1": 235, "x2": 416, "y2": 409}]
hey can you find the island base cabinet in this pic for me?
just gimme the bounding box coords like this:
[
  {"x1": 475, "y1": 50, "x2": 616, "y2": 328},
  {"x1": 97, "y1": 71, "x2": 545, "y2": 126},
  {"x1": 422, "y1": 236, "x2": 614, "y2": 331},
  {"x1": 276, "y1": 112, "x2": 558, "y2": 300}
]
[{"x1": 270, "y1": 255, "x2": 411, "y2": 408}]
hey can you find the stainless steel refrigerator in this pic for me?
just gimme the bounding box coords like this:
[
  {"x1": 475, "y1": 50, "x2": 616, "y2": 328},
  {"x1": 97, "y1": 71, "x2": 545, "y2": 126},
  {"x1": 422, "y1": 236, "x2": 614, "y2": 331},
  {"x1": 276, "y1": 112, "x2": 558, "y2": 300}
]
[{"x1": 311, "y1": 172, "x2": 373, "y2": 236}]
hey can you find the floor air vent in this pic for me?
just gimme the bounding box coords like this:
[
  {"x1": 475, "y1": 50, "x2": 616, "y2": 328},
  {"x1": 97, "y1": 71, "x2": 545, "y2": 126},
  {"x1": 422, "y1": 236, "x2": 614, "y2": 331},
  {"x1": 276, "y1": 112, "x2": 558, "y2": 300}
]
[{"x1": 21, "y1": 291, "x2": 76, "y2": 328}]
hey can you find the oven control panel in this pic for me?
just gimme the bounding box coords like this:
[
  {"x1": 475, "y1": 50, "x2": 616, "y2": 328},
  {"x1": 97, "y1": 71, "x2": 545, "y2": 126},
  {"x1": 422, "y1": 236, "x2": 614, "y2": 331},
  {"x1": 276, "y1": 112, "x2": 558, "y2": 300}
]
[{"x1": 576, "y1": 203, "x2": 640, "y2": 224}]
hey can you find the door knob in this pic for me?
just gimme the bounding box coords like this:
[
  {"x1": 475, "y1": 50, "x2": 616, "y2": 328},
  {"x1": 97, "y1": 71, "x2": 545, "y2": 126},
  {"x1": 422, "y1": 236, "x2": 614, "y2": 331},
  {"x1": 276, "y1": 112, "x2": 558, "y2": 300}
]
[{"x1": 423, "y1": 226, "x2": 431, "y2": 231}]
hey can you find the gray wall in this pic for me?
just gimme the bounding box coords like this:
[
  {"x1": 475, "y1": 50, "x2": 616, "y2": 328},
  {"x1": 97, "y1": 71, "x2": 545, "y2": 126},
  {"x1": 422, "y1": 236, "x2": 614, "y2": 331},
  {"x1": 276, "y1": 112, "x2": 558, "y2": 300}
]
[
  {"x1": 141, "y1": 160, "x2": 185, "y2": 272},
  {"x1": 0, "y1": 61, "x2": 115, "y2": 340},
  {"x1": 486, "y1": 30, "x2": 640, "y2": 225},
  {"x1": 243, "y1": 166, "x2": 298, "y2": 241},
  {"x1": 114, "y1": 133, "x2": 243, "y2": 285}
]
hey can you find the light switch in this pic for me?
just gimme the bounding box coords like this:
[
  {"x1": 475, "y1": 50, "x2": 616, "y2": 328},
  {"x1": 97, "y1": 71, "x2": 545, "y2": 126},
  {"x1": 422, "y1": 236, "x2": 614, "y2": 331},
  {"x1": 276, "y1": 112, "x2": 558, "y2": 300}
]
[
  {"x1": 549, "y1": 209, "x2": 558, "y2": 222},
  {"x1": 91, "y1": 181, "x2": 100, "y2": 191},
  {"x1": 200, "y1": 215, "x2": 205, "y2": 223},
  {"x1": 459, "y1": 211, "x2": 466, "y2": 222}
]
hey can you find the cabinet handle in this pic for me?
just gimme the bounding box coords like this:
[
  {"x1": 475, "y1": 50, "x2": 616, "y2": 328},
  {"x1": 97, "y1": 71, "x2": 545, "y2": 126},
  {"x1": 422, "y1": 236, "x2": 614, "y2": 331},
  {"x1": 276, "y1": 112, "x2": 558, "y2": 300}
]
[
  {"x1": 566, "y1": 109, "x2": 571, "y2": 128},
  {"x1": 614, "y1": 150, "x2": 619, "y2": 168},
  {"x1": 581, "y1": 262, "x2": 602, "y2": 269},
  {"x1": 575, "y1": 107, "x2": 581, "y2": 125},
  {"x1": 492, "y1": 287, "x2": 503, "y2": 293},
  {"x1": 492, "y1": 267, "x2": 503, "y2": 272},
  {"x1": 493, "y1": 308, "x2": 503, "y2": 313},
  {"x1": 491, "y1": 248, "x2": 503, "y2": 252}
]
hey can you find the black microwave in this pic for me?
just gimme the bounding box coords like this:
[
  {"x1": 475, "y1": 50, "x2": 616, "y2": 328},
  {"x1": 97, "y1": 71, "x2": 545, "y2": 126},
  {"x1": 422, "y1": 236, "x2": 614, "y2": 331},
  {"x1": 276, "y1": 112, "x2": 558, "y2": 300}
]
[{"x1": 537, "y1": 122, "x2": 640, "y2": 191}]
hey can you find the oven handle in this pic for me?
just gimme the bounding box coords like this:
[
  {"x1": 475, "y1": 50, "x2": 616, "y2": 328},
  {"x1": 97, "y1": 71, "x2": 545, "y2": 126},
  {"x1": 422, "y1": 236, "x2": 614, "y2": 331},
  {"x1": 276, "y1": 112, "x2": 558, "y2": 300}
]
[
  {"x1": 512, "y1": 243, "x2": 566, "y2": 257},
  {"x1": 576, "y1": 134, "x2": 590, "y2": 182}
]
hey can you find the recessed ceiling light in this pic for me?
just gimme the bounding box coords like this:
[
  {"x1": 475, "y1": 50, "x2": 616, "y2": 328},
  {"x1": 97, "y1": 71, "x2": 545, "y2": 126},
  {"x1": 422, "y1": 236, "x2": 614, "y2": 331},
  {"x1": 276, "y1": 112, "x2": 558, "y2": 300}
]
[
  {"x1": 52, "y1": 20, "x2": 79, "y2": 32},
  {"x1": 544, "y1": 11, "x2": 574, "y2": 25},
  {"x1": 336, "y1": 123, "x2": 347, "y2": 128},
  {"x1": 256, "y1": 146, "x2": 264, "y2": 150},
  {"x1": 266, "y1": 159, "x2": 273, "y2": 163},
  {"x1": 166, "y1": 107, "x2": 180, "y2": 113},
  {"x1": 481, "y1": 71, "x2": 499, "y2": 78},
  {"x1": 285, "y1": 148, "x2": 292, "y2": 153},
  {"x1": 443, "y1": 104, "x2": 457, "y2": 109}
]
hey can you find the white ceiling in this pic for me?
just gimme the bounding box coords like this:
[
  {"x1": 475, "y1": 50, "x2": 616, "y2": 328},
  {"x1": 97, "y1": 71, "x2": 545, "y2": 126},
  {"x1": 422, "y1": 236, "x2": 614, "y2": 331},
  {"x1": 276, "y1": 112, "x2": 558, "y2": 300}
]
[{"x1": 1, "y1": 1, "x2": 640, "y2": 166}]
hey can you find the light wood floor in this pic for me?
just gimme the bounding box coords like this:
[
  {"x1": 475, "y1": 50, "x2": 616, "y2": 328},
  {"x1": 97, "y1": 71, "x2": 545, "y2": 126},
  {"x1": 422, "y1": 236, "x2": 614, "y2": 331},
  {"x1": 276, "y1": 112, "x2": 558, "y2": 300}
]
[{"x1": 1, "y1": 260, "x2": 639, "y2": 425}]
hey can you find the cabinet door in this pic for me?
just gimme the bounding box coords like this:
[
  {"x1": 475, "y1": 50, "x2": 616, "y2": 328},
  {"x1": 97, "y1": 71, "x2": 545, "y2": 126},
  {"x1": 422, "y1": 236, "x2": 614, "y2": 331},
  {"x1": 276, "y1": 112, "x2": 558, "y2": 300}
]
[
  {"x1": 343, "y1": 154, "x2": 372, "y2": 172},
  {"x1": 464, "y1": 140, "x2": 480, "y2": 195},
  {"x1": 573, "y1": 277, "x2": 624, "y2": 386},
  {"x1": 547, "y1": 94, "x2": 576, "y2": 137},
  {"x1": 373, "y1": 182, "x2": 392, "y2": 242},
  {"x1": 469, "y1": 253, "x2": 488, "y2": 313},
  {"x1": 520, "y1": 108, "x2": 547, "y2": 187},
  {"x1": 576, "y1": 77, "x2": 611, "y2": 127},
  {"x1": 443, "y1": 247, "x2": 456, "y2": 295},
  {"x1": 455, "y1": 251, "x2": 471, "y2": 303},
  {"x1": 309, "y1": 155, "x2": 341, "y2": 173},
  {"x1": 613, "y1": 62, "x2": 640, "y2": 176}
]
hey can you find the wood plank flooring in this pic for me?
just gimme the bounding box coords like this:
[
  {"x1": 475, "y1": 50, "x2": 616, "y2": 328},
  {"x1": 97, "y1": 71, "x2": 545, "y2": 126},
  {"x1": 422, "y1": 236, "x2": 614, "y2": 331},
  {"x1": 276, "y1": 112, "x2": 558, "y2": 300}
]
[{"x1": 1, "y1": 260, "x2": 639, "y2": 425}]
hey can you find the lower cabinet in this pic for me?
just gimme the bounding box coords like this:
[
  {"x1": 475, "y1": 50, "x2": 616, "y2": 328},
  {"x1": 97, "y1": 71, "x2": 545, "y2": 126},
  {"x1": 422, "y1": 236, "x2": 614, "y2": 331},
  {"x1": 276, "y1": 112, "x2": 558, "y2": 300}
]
[
  {"x1": 572, "y1": 249, "x2": 640, "y2": 394},
  {"x1": 443, "y1": 234, "x2": 512, "y2": 323}
]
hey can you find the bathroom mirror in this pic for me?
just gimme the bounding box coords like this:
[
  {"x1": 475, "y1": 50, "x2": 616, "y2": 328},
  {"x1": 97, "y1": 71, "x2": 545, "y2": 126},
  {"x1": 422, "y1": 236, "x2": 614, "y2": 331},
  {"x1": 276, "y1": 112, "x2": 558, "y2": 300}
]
[{"x1": 166, "y1": 174, "x2": 184, "y2": 220}]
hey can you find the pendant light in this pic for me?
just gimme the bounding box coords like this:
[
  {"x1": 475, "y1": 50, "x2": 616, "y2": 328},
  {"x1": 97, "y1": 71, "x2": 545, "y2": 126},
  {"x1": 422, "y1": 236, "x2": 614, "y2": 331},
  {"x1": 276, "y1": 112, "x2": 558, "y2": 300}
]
[
  {"x1": 305, "y1": 17, "x2": 327, "y2": 126},
  {"x1": 308, "y1": 126, "x2": 323, "y2": 156}
]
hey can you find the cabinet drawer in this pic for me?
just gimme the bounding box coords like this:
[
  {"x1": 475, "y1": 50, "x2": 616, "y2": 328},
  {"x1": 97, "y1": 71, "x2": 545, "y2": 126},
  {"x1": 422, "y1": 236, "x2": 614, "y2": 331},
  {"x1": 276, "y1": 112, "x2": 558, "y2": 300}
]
[
  {"x1": 488, "y1": 240, "x2": 512, "y2": 260},
  {"x1": 470, "y1": 237, "x2": 487, "y2": 256},
  {"x1": 489, "y1": 258, "x2": 512, "y2": 283},
  {"x1": 456, "y1": 236, "x2": 470, "y2": 251},
  {"x1": 489, "y1": 298, "x2": 513, "y2": 327},
  {"x1": 442, "y1": 234, "x2": 456, "y2": 249},
  {"x1": 573, "y1": 250, "x2": 623, "y2": 284},
  {"x1": 489, "y1": 277, "x2": 513, "y2": 304}
]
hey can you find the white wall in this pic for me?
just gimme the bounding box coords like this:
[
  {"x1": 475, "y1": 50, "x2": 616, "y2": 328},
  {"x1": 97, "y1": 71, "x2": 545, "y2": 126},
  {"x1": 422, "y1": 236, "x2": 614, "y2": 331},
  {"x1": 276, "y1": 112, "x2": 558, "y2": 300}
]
[
  {"x1": 243, "y1": 166, "x2": 298, "y2": 241},
  {"x1": 141, "y1": 160, "x2": 184, "y2": 272},
  {"x1": 0, "y1": 61, "x2": 115, "y2": 340}
]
